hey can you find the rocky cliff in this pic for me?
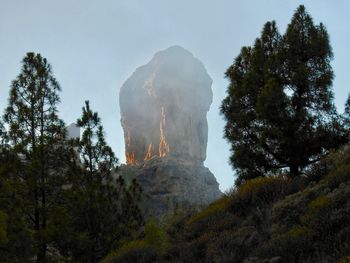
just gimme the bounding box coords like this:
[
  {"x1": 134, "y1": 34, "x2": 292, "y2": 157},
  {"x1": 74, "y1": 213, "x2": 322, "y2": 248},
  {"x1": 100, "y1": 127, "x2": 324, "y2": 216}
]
[
  {"x1": 120, "y1": 45, "x2": 213, "y2": 164},
  {"x1": 119, "y1": 156, "x2": 221, "y2": 217},
  {"x1": 119, "y1": 46, "x2": 221, "y2": 216}
]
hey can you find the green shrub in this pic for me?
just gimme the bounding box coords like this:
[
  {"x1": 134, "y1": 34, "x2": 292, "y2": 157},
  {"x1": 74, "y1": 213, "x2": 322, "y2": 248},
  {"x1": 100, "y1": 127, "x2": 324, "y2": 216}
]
[
  {"x1": 144, "y1": 219, "x2": 169, "y2": 253},
  {"x1": 271, "y1": 181, "x2": 329, "y2": 232},
  {"x1": 102, "y1": 220, "x2": 169, "y2": 263},
  {"x1": 230, "y1": 176, "x2": 287, "y2": 215},
  {"x1": 101, "y1": 239, "x2": 158, "y2": 263},
  {"x1": 286, "y1": 225, "x2": 311, "y2": 238},
  {"x1": 187, "y1": 196, "x2": 230, "y2": 226},
  {"x1": 256, "y1": 232, "x2": 314, "y2": 262},
  {"x1": 161, "y1": 210, "x2": 194, "y2": 245},
  {"x1": 0, "y1": 211, "x2": 7, "y2": 245},
  {"x1": 184, "y1": 233, "x2": 212, "y2": 262},
  {"x1": 302, "y1": 195, "x2": 332, "y2": 225},
  {"x1": 306, "y1": 143, "x2": 350, "y2": 184},
  {"x1": 237, "y1": 177, "x2": 282, "y2": 197},
  {"x1": 206, "y1": 226, "x2": 259, "y2": 263},
  {"x1": 325, "y1": 164, "x2": 350, "y2": 188}
]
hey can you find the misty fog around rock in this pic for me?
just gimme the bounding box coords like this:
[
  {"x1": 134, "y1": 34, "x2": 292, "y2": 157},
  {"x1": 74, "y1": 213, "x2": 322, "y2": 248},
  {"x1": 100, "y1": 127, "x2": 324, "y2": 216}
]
[
  {"x1": 118, "y1": 46, "x2": 222, "y2": 215},
  {"x1": 120, "y1": 46, "x2": 212, "y2": 165}
]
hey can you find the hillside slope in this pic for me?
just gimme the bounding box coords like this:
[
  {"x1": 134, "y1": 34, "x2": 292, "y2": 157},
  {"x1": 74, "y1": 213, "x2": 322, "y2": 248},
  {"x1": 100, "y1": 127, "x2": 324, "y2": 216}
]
[{"x1": 104, "y1": 144, "x2": 350, "y2": 263}]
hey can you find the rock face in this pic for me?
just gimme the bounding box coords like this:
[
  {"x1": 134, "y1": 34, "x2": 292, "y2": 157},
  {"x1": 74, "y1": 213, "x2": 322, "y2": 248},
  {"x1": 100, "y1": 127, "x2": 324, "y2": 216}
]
[
  {"x1": 120, "y1": 45, "x2": 213, "y2": 164},
  {"x1": 119, "y1": 157, "x2": 221, "y2": 217},
  {"x1": 119, "y1": 46, "x2": 221, "y2": 216}
]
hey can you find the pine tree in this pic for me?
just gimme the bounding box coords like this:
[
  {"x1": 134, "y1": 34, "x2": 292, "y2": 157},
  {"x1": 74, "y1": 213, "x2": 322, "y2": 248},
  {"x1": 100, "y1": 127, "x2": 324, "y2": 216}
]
[
  {"x1": 222, "y1": 21, "x2": 282, "y2": 182},
  {"x1": 0, "y1": 120, "x2": 5, "y2": 147},
  {"x1": 3, "y1": 52, "x2": 69, "y2": 262},
  {"x1": 345, "y1": 94, "x2": 350, "y2": 125},
  {"x1": 66, "y1": 101, "x2": 143, "y2": 263},
  {"x1": 1, "y1": 120, "x2": 34, "y2": 261},
  {"x1": 221, "y1": 6, "x2": 348, "y2": 184},
  {"x1": 0, "y1": 141, "x2": 34, "y2": 262}
]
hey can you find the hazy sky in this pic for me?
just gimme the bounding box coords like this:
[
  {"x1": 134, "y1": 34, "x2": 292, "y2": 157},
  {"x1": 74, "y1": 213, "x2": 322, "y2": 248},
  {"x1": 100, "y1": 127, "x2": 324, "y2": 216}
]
[{"x1": 1, "y1": 0, "x2": 349, "y2": 191}]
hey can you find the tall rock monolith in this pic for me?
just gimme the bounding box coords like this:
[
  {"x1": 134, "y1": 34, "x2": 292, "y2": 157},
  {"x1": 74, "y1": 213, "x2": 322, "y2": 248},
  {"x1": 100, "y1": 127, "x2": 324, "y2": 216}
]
[{"x1": 119, "y1": 46, "x2": 221, "y2": 216}]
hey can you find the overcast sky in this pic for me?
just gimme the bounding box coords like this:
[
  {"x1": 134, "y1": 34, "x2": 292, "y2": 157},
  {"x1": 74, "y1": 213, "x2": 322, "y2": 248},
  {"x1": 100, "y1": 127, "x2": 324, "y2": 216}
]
[{"x1": 1, "y1": 0, "x2": 349, "y2": 191}]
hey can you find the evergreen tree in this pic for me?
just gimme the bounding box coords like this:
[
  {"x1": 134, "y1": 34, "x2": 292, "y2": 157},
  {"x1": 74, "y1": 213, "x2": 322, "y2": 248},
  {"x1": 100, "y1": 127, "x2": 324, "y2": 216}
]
[
  {"x1": 222, "y1": 21, "x2": 282, "y2": 182},
  {"x1": 1, "y1": 120, "x2": 33, "y2": 261},
  {"x1": 221, "y1": 6, "x2": 348, "y2": 184},
  {"x1": 0, "y1": 141, "x2": 34, "y2": 262},
  {"x1": 345, "y1": 93, "x2": 350, "y2": 126},
  {"x1": 0, "y1": 120, "x2": 5, "y2": 147},
  {"x1": 3, "y1": 52, "x2": 69, "y2": 262},
  {"x1": 66, "y1": 101, "x2": 143, "y2": 263}
]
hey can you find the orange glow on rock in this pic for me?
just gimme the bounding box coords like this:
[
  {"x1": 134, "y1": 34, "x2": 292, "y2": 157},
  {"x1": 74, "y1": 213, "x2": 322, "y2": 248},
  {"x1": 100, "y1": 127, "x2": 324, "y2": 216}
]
[
  {"x1": 126, "y1": 151, "x2": 137, "y2": 165},
  {"x1": 159, "y1": 106, "x2": 170, "y2": 157},
  {"x1": 144, "y1": 143, "x2": 153, "y2": 161}
]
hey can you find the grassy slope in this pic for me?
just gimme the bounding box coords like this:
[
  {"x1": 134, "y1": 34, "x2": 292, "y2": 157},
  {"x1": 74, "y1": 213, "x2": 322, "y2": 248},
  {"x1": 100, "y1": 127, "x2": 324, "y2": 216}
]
[{"x1": 104, "y1": 144, "x2": 350, "y2": 263}]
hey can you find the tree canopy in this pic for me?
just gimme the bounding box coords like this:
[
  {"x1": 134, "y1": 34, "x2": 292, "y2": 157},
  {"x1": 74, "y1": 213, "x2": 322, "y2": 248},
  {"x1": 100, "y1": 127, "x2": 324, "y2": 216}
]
[
  {"x1": 0, "y1": 54, "x2": 144, "y2": 262},
  {"x1": 221, "y1": 5, "x2": 349, "y2": 184},
  {"x1": 62, "y1": 101, "x2": 143, "y2": 263},
  {"x1": 2, "y1": 52, "x2": 69, "y2": 262}
]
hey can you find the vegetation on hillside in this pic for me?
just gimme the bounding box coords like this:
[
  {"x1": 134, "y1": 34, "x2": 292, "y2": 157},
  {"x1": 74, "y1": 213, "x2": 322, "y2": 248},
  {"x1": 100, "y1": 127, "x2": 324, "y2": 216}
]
[{"x1": 104, "y1": 143, "x2": 350, "y2": 263}]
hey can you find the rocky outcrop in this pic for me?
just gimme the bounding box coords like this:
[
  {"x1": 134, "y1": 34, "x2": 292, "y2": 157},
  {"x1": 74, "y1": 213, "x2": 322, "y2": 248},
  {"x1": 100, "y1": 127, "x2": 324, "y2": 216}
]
[
  {"x1": 119, "y1": 46, "x2": 221, "y2": 217},
  {"x1": 119, "y1": 45, "x2": 213, "y2": 164},
  {"x1": 119, "y1": 156, "x2": 222, "y2": 217}
]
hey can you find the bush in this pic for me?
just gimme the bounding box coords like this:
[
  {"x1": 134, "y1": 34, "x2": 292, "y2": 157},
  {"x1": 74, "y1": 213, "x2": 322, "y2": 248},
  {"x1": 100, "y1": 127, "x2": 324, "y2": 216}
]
[
  {"x1": 182, "y1": 233, "x2": 213, "y2": 263},
  {"x1": 325, "y1": 163, "x2": 350, "y2": 188},
  {"x1": 301, "y1": 195, "x2": 332, "y2": 226},
  {"x1": 286, "y1": 225, "x2": 311, "y2": 239},
  {"x1": 101, "y1": 240, "x2": 159, "y2": 263},
  {"x1": 230, "y1": 176, "x2": 287, "y2": 215},
  {"x1": 0, "y1": 211, "x2": 7, "y2": 245},
  {"x1": 271, "y1": 181, "x2": 329, "y2": 232},
  {"x1": 308, "y1": 143, "x2": 350, "y2": 185},
  {"x1": 144, "y1": 219, "x2": 169, "y2": 253},
  {"x1": 206, "y1": 226, "x2": 259, "y2": 263},
  {"x1": 102, "y1": 220, "x2": 169, "y2": 263},
  {"x1": 255, "y1": 232, "x2": 314, "y2": 263},
  {"x1": 337, "y1": 256, "x2": 350, "y2": 263},
  {"x1": 187, "y1": 196, "x2": 230, "y2": 226}
]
